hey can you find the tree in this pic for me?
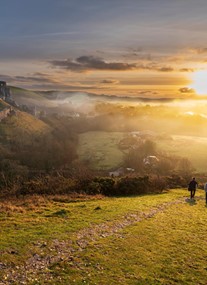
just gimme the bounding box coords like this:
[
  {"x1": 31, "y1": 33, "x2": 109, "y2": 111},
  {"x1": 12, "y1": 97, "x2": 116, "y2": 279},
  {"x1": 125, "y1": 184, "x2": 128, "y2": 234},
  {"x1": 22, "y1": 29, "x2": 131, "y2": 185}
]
[{"x1": 178, "y1": 157, "x2": 195, "y2": 179}]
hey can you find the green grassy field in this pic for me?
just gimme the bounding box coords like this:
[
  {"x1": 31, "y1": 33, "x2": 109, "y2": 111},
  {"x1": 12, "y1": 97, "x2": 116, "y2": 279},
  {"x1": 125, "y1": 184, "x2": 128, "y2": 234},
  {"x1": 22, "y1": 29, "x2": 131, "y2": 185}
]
[
  {"x1": 78, "y1": 131, "x2": 125, "y2": 170},
  {"x1": 78, "y1": 131, "x2": 207, "y2": 172},
  {"x1": 1, "y1": 189, "x2": 207, "y2": 284},
  {"x1": 159, "y1": 135, "x2": 207, "y2": 173}
]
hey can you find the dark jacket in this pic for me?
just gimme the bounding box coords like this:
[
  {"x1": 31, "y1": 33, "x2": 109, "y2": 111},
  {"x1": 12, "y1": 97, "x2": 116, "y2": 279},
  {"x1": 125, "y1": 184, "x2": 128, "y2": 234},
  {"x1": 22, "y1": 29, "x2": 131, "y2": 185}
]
[{"x1": 188, "y1": 180, "x2": 198, "y2": 190}]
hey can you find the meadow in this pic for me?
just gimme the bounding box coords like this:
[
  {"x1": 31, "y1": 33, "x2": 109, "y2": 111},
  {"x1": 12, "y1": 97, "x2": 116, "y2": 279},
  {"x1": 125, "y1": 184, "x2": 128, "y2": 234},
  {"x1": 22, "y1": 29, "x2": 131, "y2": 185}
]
[
  {"x1": 78, "y1": 131, "x2": 125, "y2": 170},
  {"x1": 0, "y1": 189, "x2": 207, "y2": 284},
  {"x1": 78, "y1": 131, "x2": 207, "y2": 172}
]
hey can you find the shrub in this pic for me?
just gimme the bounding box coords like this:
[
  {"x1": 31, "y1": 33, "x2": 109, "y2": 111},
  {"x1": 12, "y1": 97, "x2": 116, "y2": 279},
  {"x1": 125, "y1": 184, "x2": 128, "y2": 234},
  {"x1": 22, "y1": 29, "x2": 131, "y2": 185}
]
[
  {"x1": 150, "y1": 176, "x2": 167, "y2": 192},
  {"x1": 17, "y1": 176, "x2": 77, "y2": 196},
  {"x1": 93, "y1": 177, "x2": 115, "y2": 196},
  {"x1": 166, "y1": 175, "x2": 187, "y2": 189},
  {"x1": 114, "y1": 176, "x2": 150, "y2": 196}
]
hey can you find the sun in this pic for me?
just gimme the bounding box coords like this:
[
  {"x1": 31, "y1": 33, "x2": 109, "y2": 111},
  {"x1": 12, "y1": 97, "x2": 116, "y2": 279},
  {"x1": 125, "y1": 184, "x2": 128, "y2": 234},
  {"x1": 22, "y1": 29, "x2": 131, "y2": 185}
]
[{"x1": 190, "y1": 70, "x2": 207, "y2": 95}]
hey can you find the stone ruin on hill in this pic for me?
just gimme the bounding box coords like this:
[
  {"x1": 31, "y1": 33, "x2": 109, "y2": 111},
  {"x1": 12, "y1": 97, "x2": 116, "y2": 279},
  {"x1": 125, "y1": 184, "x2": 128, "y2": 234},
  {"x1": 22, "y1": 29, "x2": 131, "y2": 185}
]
[{"x1": 0, "y1": 81, "x2": 11, "y2": 101}]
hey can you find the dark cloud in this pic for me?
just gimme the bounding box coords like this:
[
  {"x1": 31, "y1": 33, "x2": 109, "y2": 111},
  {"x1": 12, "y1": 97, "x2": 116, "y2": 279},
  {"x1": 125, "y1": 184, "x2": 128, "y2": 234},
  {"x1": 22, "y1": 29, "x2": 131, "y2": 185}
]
[
  {"x1": 50, "y1": 56, "x2": 137, "y2": 72},
  {"x1": 49, "y1": 55, "x2": 178, "y2": 73},
  {"x1": 157, "y1": 67, "x2": 174, "y2": 72},
  {"x1": 100, "y1": 79, "x2": 119, "y2": 84},
  {"x1": 179, "y1": 87, "x2": 194, "y2": 93},
  {"x1": 179, "y1": 68, "x2": 194, "y2": 72},
  {"x1": 137, "y1": 90, "x2": 158, "y2": 96},
  {"x1": 32, "y1": 72, "x2": 53, "y2": 77},
  {"x1": 15, "y1": 76, "x2": 55, "y2": 83},
  {"x1": 0, "y1": 74, "x2": 57, "y2": 85}
]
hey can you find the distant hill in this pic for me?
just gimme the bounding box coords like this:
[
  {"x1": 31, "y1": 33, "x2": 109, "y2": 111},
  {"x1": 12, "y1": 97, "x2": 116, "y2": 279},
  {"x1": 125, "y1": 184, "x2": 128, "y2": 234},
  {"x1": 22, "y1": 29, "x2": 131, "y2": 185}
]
[
  {"x1": 39, "y1": 90, "x2": 176, "y2": 103},
  {"x1": 10, "y1": 86, "x2": 56, "y2": 109},
  {"x1": 6, "y1": 86, "x2": 186, "y2": 120}
]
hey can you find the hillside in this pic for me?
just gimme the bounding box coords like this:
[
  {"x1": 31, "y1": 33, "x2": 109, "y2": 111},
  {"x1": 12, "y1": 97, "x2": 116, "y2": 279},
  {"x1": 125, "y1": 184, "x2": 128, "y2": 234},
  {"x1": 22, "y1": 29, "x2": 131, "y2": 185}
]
[
  {"x1": 0, "y1": 107, "x2": 50, "y2": 141},
  {"x1": 0, "y1": 99, "x2": 11, "y2": 111},
  {"x1": 10, "y1": 86, "x2": 56, "y2": 108},
  {"x1": 0, "y1": 189, "x2": 207, "y2": 284}
]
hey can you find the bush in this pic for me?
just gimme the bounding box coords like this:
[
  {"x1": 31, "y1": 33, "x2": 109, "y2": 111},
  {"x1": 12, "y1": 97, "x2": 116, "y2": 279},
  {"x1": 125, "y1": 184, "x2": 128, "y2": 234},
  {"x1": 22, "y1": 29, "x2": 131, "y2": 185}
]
[
  {"x1": 93, "y1": 177, "x2": 115, "y2": 196},
  {"x1": 166, "y1": 175, "x2": 187, "y2": 189},
  {"x1": 76, "y1": 177, "x2": 115, "y2": 195},
  {"x1": 114, "y1": 176, "x2": 150, "y2": 196},
  {"x1": 1, "y1": 174, "x2": 167, "y2": 198},
  {"x1": 150, "y1": 176, "x2": 167, "y2": 192},
  {"x1": 17, "y1": 176, "x2": 77, "y2": 196}
]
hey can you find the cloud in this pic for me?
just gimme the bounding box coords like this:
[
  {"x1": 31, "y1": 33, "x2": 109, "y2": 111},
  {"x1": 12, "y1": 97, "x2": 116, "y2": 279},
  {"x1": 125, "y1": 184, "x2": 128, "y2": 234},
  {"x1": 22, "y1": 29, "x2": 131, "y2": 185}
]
[
  {"x1": 50, "y1": 56, "x2": 137, "y2": 72},
  {"x1": 15, "y1": 76, "x2": 55, "y2": 83},
  {"x1": 0, "y1": 74, "x2": 56, "y2": 84},
  {"x1": 179, "y1": 68, "x2": 194, "y2": 72},
  {"x1": 123, "y1": 47, "x2": 152, "y2": 60},
  {"x1": 49, "y1": 55, "x2": 179, "y2": 74},
  {"x1": 157, "y1": 67, "x2": 174, "y2": 72},
  {"x1": 100, "y1": 79, "x2": 119, "y2": 84},
  {"x1": 179, "y1": 87, "x2": 194, "y2": 93},
  {"x1": 189, "y1": 48, "x2": 207, "y2": 54}
]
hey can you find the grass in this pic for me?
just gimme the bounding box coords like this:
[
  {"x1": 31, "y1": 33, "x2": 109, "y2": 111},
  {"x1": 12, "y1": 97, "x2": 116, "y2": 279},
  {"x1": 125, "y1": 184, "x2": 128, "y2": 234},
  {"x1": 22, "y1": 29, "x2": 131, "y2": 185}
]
[
  {"x1": 78, "y1": 131, "x2": 125, "y2": 170},
  {"x1": 0, "y1": 109, "x2": 50, "y2": 144},
  {"x1": 77, "y1": 131, "x2": 207, "y2": 172},
  {"x1": 158, "y1": 135, "x2": 207, "y2": 172},
  {"x1": 1, "y1": 189, "x2": 207, "y2": 284},
  {"x1": 10, "y1": 86, "x2": 56, "y2": 108}
]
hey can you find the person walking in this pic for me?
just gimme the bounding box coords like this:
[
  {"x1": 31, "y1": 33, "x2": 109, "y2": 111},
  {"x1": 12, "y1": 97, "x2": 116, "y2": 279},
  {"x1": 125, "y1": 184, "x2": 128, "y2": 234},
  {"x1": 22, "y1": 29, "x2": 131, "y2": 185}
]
[
  {"x1": 204, "y1": 182, "x2": 207, "y2": 204},
  {"x1": 188, "y1": 177, "x2": 198, "y2": 199}
]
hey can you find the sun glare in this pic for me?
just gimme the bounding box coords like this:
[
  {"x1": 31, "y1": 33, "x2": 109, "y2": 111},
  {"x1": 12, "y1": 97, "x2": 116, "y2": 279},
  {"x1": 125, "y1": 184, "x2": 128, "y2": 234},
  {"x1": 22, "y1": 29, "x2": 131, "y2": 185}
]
[{"x1": 190, "y1": 70, "x2": 207, "y2": 95}]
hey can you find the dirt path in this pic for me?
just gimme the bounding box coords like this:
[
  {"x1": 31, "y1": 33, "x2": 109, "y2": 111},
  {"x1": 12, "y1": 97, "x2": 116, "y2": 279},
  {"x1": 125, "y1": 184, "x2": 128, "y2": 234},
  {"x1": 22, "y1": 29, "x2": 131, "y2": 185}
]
[{"x1": 0, "y1": 197, "x2": 195, "y2": 284}]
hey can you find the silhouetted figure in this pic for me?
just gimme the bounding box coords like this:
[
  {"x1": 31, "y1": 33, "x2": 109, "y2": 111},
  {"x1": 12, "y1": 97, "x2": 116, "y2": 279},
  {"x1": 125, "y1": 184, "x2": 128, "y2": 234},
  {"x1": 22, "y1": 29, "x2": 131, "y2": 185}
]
[
  {"x1": 188, "y1": 177, "x2": 198, "y2": 199},
  {"x1": 204, "y1": 182, "x2": 207, "y2": 204}
]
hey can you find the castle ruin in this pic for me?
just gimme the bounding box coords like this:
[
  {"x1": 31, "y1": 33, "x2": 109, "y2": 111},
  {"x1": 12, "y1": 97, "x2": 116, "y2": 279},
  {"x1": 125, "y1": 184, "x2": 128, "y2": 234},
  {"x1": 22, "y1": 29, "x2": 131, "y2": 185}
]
[{"x1": 0, "y1": 81, "x2": 11, "y2": 101}]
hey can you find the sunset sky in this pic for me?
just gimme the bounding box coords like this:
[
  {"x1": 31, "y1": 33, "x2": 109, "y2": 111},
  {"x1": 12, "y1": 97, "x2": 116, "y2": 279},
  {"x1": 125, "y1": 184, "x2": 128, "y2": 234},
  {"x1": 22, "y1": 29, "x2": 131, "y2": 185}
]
[{"x1": 1, "y1": 0, "x2": 207, "y2": 98}]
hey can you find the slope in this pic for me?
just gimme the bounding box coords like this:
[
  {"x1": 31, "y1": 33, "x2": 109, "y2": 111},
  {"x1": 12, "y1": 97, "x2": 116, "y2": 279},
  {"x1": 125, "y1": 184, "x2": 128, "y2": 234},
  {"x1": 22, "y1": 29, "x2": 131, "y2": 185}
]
[
  {"x1": 0, "y1": 99, "x2": 51, "y2": 162},
  {"x1": 10, "y1": 86, "x2": 56, "y2": 108},
  {"x1": 0, "y1": 189, "x2": 207, "y2": 284}
]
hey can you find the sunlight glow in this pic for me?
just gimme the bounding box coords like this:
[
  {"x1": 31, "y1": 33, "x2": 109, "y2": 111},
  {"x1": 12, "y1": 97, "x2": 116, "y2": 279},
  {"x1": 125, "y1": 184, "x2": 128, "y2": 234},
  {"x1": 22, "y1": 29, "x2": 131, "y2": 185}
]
[{"x1": 190, "y1": 70, "x2": 207, "y2": 95}]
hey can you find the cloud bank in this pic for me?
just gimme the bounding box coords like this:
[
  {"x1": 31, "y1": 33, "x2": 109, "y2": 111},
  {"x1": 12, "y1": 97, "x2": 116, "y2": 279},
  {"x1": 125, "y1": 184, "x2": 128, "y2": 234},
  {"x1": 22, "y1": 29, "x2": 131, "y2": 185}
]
[{"x1": 50, "y1": 56, "x2": 137, "y2": 72}]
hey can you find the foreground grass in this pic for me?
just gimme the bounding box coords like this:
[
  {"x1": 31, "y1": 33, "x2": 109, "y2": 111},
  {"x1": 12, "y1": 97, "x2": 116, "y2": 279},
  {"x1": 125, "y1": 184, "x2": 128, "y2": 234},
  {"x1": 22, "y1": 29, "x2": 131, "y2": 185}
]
[
  {"x1": 0, "y1": 190, "x2": 207, "y2": 284},
  {"x1": 71, "y1": 196, "x2": 207, "y2": 285}
]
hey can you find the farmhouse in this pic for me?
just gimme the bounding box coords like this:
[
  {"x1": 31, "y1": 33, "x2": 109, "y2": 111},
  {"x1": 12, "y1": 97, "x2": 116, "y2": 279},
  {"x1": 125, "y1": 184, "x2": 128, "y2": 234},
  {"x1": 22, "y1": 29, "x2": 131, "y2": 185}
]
[
  {"x1": 109, "y1": 167, "x2": 135, "y2": 177},
  {"x1": 109, "y1": 167, "x2": 124, "y2": 177},
  {"x1": 143, "y1": 155, "x2": 159, "y2": 165}
]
